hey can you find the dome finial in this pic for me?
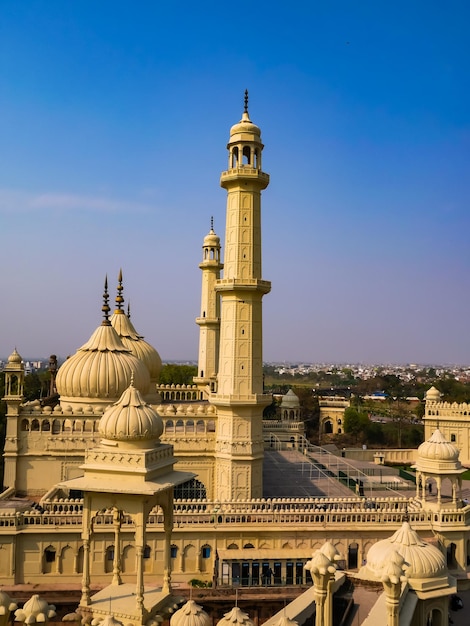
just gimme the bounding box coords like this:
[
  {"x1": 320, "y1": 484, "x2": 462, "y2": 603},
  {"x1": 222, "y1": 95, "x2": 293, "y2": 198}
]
[
  {"x1": 244, "y1": 89, "x2": 249, "y2": 114},
  {"x1": 127, "y1": 300, "x2": 131, "y2": 319},
  {"x1": 210, "y1": 216, "x2": 214, "y2": 232},
  {"x1": 102, "y1": 276, "x2": 111, "y2": 325},
  {"x1": 115, "y1": 268, "x2": 124, "y2": 312}
]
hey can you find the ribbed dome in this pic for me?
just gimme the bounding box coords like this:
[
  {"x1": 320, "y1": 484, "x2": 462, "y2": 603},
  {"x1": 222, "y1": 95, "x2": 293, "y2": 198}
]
[
  {"x1": 426, "y1": 386, "x2": 441, "y2": 401},
  {"x1": 418, "y1": 429, "x2": 459, "y2": 462},
  {"x1": 171, "y1": 600, "x2": 211, "y2": 626},
  {"x1": 56, "y1": 323, "x2": 150, "y2": 407},
  {"x1": 366, "y1": 522, "x2": 446, "y2": 579},
  {"x1": 216, "y1": 607, "x2": 254, "y2": 626},
  {"x1": 98, "y1": 381, "x2": 163, "y2": 443},
  {"x1": 7, "y1": 348, "x2": 22, "y2": 364},
  {"x1": 111, "y1": 310, "x2": 162, "y2": 381},
  {"x1": 14, "y1": 594, "x2": 56, "y2": 623},
  {"x1": 281, "y1": 389, "x2": 300, "y2": 409}
]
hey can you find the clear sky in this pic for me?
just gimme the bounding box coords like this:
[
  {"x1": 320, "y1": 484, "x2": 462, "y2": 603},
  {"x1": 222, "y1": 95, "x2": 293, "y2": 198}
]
[{"x1": 0, "y1": 1, "x2": 469, "y2": 365}]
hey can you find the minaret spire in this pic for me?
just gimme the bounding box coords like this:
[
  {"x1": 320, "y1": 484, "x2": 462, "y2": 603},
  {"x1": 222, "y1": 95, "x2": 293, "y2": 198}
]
[
  {"x1": 244, "y1": 89, "x2": 249, "y2": 114},
  {"x1": 115, "y1": 268, "x2": 124, "y2": 312},
  {"x1": 102, "y1": 276, "x2": 111, "y2": 325}
]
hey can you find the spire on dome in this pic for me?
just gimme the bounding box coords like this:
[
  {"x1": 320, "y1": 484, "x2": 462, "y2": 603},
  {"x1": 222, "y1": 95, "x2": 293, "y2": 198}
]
[
  {"x1": 115, "y1": 269, "x2": 124, "y2": 312},
  {"x1": 102, "y1": 276, "x2": 111, "y2": 325},
  {"x1": 127, "y1": 300, "x2": 131, "y2": 319},
  {"x1": 244, "y1": 89, "x2": 249, "y2": 114},
  {"x1": 210, "y1": 216, "x2": 214, "y2": 231}
]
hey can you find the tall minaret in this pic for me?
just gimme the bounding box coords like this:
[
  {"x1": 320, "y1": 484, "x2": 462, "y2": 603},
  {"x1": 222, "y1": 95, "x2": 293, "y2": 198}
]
[
  {"x1": 2, "y1": 348, "x2": 25, "y2": 491},
  {"x1": 211, "y1": 91, "x2": 271, "y2": 500},
  {"x1": 194, "y1": 218, "x2": 223, "y2": 398}
]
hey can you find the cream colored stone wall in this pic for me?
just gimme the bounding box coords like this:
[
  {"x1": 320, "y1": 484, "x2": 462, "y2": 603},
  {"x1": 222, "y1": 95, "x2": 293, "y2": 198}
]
[
  {"x1": 319, "y1": 397, "x2": 349, "y2": 436},
  {"x1": 424, "y1": 399, "x2": 470, "y2": 466},
  {"x1": 2, "y1": 498, "x2": 470, "y2": 586}
]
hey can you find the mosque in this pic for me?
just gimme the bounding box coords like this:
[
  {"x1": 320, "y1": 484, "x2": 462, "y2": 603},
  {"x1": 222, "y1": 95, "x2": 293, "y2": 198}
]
[{"x1": 1, "y1": 94, "x2": 469, "y2": 626}]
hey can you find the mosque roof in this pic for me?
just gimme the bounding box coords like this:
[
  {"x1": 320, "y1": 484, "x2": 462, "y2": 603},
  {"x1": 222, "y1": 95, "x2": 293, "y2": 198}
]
[
  {"x1": 417, "y1": 428, "x2": 460, "y2": 463},
  {"x1": 170, "y1": 600, "x2": 211, "y2": 626},
  {"x1": 425, "y1": 386, "x2": 442, "y2": 401},
  {"x1": 365, "y1": 521, "x2": 446, "y2": 580},
  {"x1": 216, "y1": 607, "x2": 255, "y2": 626},
  {"x1": 7, "y1": 348, "x2": 22, "y2": 364},
  {"x1": 280, "y1": 389, "x2": 300, "y2": 408},
  {"x1": 56, "y1": 278, "x2": 150, "y2": 406},
  {"x1": 98, "y1": 380, "x2": 163, "y2": 443}
]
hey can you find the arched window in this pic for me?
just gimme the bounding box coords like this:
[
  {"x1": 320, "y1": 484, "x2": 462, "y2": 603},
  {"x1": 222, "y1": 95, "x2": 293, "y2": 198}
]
[
  {"x1": 201, "y1": 545, "x2": 211, "y2": 559},
  {"x1": 105, "y1": 546, "x2": 115, "y2": 573},
  {"x1": 174, "y1": 478, "x2": 207, "y2": 500},
  {"x1": 144, "y1": 545, "x2": 151, "y2": 559},
  {"x1": 171, "y1": 545, "x2": 178, "y2": 559}
]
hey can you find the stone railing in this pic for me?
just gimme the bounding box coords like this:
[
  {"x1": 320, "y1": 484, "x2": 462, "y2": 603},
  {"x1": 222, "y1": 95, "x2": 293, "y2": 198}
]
[{"x1": 2, "y1": 497, "x2": 469, "y2": 531}]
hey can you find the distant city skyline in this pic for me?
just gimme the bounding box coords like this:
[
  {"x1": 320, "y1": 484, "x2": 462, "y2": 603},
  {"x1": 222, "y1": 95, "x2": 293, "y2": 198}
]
[{"x1": 1, "y1": 2, "x2": 469, "y2": 365}]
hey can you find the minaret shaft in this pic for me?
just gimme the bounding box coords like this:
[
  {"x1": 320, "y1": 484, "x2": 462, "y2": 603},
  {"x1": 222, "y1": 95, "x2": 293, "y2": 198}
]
[
  {"x1": 194, "y1": 224, "x2": 223, "y2": 397},
  {"x1": 211, "y1": 95, "x2": 271, "y2": 500}
]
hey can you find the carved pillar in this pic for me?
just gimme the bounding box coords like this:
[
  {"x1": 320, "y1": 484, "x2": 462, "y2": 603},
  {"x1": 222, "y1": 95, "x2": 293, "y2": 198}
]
[
  {"x1": 112, "y1": 508, "x2": 122, "y2": 585},
  {"x1": 80, "y1": 500, "x2": 92, "y2": 606}
]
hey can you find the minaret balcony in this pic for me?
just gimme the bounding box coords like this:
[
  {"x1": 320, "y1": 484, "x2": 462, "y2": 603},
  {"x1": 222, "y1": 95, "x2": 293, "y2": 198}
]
[
  {"x1": 215, "y1": 278, "x2": 271, "y2": 294},
  {"x1": 195, "y1": 316, "x2": 220, "y2": 326},
  {"x1": 220, "y1": 168, "x2": 269, "y2": 187}
]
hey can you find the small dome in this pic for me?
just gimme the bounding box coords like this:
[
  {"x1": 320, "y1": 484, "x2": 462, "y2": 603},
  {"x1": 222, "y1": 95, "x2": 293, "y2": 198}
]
[
  {"x1": 417, "y1": 429, "x2": 459, "y2": 463},
  {"x1": 230, "y1": 111, "x2": 261, "y2": 139},
  {"x1": 426, "y1": 386, "x2": 441, "y2": 401},
  {"x1": 99, "y1": 381, "x2": 163, "y2": 443},
  {"x1": 7, "y1": 348, "x2": 22, "y2": 364},
  {"x1": 14, "y1": 594, "x2": 56, "y2": 623},
  {"x1": 216, "y1": 607, "x2": 254, "y2": 626},
  {"x1": 280, "y1": 389, "x2": 300, "y2": 409},
  {"x1": 171, "y1": 600, "x2": 211, "y2": 626},
  {"x1": 203, "y1": 228, "x2": 220, "y2": 247},
  {"x1": 366, "y1": 522, "x2": 446, "y2": 579}
]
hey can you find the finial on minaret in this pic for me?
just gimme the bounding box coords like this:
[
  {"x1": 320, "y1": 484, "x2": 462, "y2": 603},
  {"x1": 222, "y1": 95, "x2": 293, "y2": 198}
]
[
  {"x1": 244, "y1": 89, "x2": 249, "y2": 113},
  {"x1": 115, "y1": 268, "x2": 124, "y2": 311},
  {"x1": 127, "y1": 300, "x2": 131, "y2": 319},
  {"x1": 210, "y1": 216, "x2": 214, "y2": 232},
  {"x1": 102, "y1": 276, "x2": 110, "y2": 325}
]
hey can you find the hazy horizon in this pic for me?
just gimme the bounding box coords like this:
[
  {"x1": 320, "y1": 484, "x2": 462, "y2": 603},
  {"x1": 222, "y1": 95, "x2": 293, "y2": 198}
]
[{"x1": 1, "y1": 2, "x2": 468, "y2": 365}]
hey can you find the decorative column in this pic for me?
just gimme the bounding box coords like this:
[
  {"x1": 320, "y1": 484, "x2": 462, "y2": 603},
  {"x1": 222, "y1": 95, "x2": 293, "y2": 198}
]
[
  {"x1": 112, "y1": 507, "x2": 123, "y2": 585},
  {"x1": 162, "y1": 492, "x2": 173, "y2": 593},
  {"x1": 305, "y1": 548, "x2": 337, "y2": 626},
  {"x1": 380, "y1": 550, "x2": 407, "y2": 626},
  {"x1": 80, "y1": 497, "x2": 92, "y2": 606}
]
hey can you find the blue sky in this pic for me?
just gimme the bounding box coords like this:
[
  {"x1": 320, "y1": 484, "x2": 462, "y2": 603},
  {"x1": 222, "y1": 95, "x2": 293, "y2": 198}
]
[{"x1": 0, "y1": 1, "x2": 469, "y2": 365}]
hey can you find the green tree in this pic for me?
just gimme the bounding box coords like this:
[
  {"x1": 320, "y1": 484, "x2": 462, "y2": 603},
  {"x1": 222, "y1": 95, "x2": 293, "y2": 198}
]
[
  {"x1": 159, "y1": 364, "x2": 197, "y2": 386},
  {"x1": 343, "y1": 407, "x2": 370, "y2": 443}
]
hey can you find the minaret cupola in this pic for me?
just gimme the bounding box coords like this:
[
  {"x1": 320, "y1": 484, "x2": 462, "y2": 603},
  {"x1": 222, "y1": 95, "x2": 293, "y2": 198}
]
[{"x1": 226, "y1": 90, "x2": 265, "y2": 173}]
